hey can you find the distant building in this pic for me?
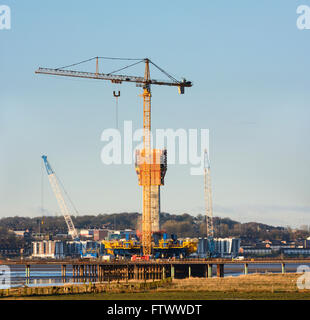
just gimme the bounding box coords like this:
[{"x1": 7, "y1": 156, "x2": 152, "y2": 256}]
[
  {"x1": 197, "y1": 237, "x2": 240, "y2": 257},
  {"x1": 281, "y1": 248, "x2": 310, "y2": 256},
  {"x1": 13, "y1": 231, "x2": 25, "y2": 237},
  {"x1": 93, "y1": 229, "x2": 108, "y2": 241},
  {"x1": 304, "y1": 238, "x2": 310, "y2": 248},
  {"x1": 79, "y1": 229, "x2": 94, "y2": 239},
  {"x1": 31, "y1": 240, "x2": 65, "y2": 259},
  {"x1": 107, "y1": 229, "x2": 136, "y2": 241},
  {"x1": 241, "y1": 248, "x2": 273, "y2": 256},
  {"x1": 213, "y1": 238, "x2": 241, "y2": 257}
]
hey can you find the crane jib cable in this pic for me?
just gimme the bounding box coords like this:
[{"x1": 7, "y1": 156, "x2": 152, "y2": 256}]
[
  {"x1": 107, "y1": 60, "x2": 144, "y2": 75},
  {"x1": 55, "y1": 57, "x2": 144, "y2": 70},
  {"x1": 54, "y1": 172, "x2": 80, "y2": 216}
]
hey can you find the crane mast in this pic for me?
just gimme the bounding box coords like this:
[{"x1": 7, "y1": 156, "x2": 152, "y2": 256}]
[
  {"x1": 36, "y1": 57, "x2": 192, "y2": 255},
  {"x1": 141, "y1": 60, "x2": 152, "y2": 255},
  {"x1": 42, "y1": 155, "x2": 79, "y2": 240}
]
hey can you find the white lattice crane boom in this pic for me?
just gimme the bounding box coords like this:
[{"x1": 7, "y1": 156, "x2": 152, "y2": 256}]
[
  {"x1": 42, "y1": 155, "x2": 79, "y2": 240},
  {"x1": 204, "y1": 149, "x2": 214, "y2": 238}
]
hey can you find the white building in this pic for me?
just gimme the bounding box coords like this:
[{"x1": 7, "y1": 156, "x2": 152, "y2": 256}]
[
  {"x1": 32, "y1": 240, "x2": 65, "y2": 259},
  {"x1": 198, "y1": 237, "x2": 240, "y2": 257},
  {"x1": 213, "y1": 238, "x2": 241, "y2": 257}
]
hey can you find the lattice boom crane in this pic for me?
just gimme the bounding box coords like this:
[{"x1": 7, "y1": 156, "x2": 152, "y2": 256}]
[
  {"x1": 42, "y1": 155, "x2": 79, "y2": 240},
  {"x1": 36, "y1": 57, "x2": 192, "y2": 255},
  {"x1": 204, "y1": 149, "x2": 214, "y2": 239}
]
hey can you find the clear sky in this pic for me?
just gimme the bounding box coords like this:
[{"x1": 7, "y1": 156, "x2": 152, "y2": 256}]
[{"x1": 1, "y1": 0, "x2": 309, "y2": 228}]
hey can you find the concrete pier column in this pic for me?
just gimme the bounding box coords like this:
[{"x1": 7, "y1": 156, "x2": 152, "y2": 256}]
[
  {"x1": 100, "y1": 265, "x2": 103, "y2": 281},
  {"x1": 208, "y1": 264, "x2": 212, "y2": 278},
  {"x1": 25, "y1": 265, "x2": 30, "y2": 278},
  {"x1": 217, "y1": 264, "x2": 224, "y2": 278},
  {"x1": 62, "y1": 265, "x2": 67, "y2": 278},
  {"x1": 281, "y1": 263, "x2": 285, "y2": 274},
  {"x1": 188, "y1": 265, "x2": 192, "y2": 278},
  {"x1": 134, "y1": 265, "x2": 138, "y2": 280},
  {"x1": 204, "y1": 265, "x2": 208, "y2": 278},
  {"x1": 171, "y1": 265, "x2": 175, "y2": 279},
  {"x1": 162, "y1": 266, "x2": 166, "y2": 280},
  {"x1": 126, "y1": 265, "x2": 129, "y2": 282},
  {"x1": 244, "y1": 263, "x2": 248, "y2": 275}
]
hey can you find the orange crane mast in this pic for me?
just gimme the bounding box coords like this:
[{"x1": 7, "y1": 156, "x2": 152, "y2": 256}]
[{"x1": 35, "y1": 57, "x2": 192, "y2": 255}]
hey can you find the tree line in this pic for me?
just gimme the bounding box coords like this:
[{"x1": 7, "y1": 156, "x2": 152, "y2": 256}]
[{"x1": 0, "y1": 212, "x2": 308, "y2": 248}]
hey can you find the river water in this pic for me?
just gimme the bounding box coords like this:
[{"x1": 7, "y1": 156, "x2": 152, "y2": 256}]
[{"x1": 4, "y1": 263, "x2": 310, "y2": 288}]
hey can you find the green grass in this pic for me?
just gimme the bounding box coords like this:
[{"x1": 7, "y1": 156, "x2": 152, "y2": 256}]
[{"x1": 6, "y1": 290, "x2": 310, "y2": 300}]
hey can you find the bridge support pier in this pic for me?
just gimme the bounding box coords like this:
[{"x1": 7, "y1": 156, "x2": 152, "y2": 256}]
[
  {"x1": 208, "y1": 264, "x2": 212, "y2": 278},
  {"x1": 25, "y1": 265, "x2": 30, "y2": 278},
  {"x1": 162, "y1": 266, "x2": 166, "y2": 280},
  {"x1": 61, "y1": 265, "x2": 67, "y2": 278},
  {"x1": 244, "y1": 263, "x2": 248, "y2": 275},
  {"x1": 171, "y1": 265, "x2": 175, "y2": 280},
  {"x1": 217, "y1": 264, "x2": 224, "y2": 278},
  {"x1": 188, "y1": 265, "x2": 191, "y2": 278},
  {"x1": 281, "y1": 263, "x2": 285, "y2": 274},
  {"x1": 134, "y1": 265, "x2": 138, "y2": 280}
]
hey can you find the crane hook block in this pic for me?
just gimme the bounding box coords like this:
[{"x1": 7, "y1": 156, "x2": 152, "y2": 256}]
[{"x1": 113, "y1": 91, "x2": 121, "y2": 98}]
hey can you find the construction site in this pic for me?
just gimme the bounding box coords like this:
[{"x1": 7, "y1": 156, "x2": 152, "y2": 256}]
[{"x1": 30, "y1": 57, "x2": 238, "y2": 261}]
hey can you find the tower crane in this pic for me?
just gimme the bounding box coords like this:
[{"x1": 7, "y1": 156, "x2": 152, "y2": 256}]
[
  {"x1": 204, "y1": 149, "x2": 214, "y2": 256},
  {"x1": 42, "y1": 155, "x2": 79, "y2": 240},
  {"x1": 36, "y1": 57, "x2": 192, "y2": 255}
]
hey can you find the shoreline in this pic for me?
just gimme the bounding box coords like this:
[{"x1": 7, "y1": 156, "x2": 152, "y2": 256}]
[{"x1": 1, "y1": 273, "x2": 310, "y2": 300}]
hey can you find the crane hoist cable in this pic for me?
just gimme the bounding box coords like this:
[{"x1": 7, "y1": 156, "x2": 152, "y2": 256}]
[{"x1": 113, "y1": 90, "x2": 121, "y2": 129}]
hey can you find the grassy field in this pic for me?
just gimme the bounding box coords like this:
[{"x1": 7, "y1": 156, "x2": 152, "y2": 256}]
[{"x1": 5, "y1": 273, "x2": 310, "y2": 300}]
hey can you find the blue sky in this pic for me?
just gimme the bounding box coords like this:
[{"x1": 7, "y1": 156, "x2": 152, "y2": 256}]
[{"x1": 1, "y1": 0, "x2": 309, "y2": 227}]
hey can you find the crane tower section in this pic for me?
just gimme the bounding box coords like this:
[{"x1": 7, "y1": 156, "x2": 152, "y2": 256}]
[{"x1": 135, "y1": 149, "x2": 167, "y2": 233}]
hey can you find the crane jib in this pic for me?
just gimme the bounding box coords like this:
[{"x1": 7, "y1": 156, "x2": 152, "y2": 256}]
[{"x1": 35, "y1": 68, "x2": 193, "y2": 88}]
